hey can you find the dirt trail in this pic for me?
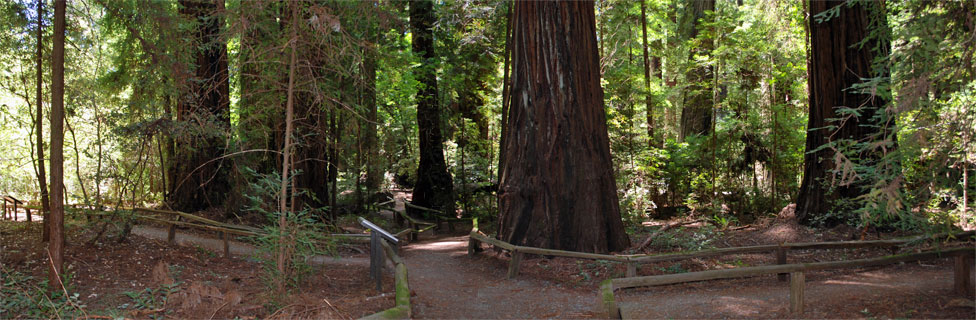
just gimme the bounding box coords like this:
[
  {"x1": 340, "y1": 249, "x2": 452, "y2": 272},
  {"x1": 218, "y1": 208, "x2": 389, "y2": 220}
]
[
  {"x1": 400, "y1": 235, "x2": 600, "y2": 319},
  {"x1": 131, "y1": 225, "x2": 368, "y2": 267}
]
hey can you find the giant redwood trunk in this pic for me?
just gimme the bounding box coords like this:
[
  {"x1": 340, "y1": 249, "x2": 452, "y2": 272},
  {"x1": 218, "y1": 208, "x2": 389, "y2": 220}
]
[
  {"x1": 678, "y1": 0, "x2": 715, "y2": 140},
  {"x1": 498, "y1": 1, "x2": 630, "y2": 253},
  {"x1": 409, "y1": 0, "x2": 455, "y2": 216},
  {"x1": 169, "y1": 0, "x2": 231, "y2": 212},
  {"x1": 795, "y1": 0, "x2": 890, "y2": 224}
]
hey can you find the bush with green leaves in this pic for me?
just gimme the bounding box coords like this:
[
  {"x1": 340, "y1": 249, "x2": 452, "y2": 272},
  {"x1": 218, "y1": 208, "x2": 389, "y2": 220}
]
[{"x1": 0, "y1": 267, "x2": 86, "y2": 318}]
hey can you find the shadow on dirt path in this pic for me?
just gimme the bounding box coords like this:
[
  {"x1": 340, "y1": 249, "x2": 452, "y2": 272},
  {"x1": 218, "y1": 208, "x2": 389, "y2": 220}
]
[{"x1": 400, "y1": 234, "x2": 601, "y2": 319}]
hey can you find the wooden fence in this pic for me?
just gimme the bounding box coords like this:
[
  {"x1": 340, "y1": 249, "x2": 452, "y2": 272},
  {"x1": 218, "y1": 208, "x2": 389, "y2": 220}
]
[
  {"x1": 1, "y1": 195, "x2": 29, "y2": 221},
  {"x1": 600, "y1": 247, "x2": 975, "y2": 318},
  {"x1": 469, "y1": 226, "x2": 975, "y2": 279},
  {"x1": 361, "y1": 232, "x2": 412, "y2": 319}
]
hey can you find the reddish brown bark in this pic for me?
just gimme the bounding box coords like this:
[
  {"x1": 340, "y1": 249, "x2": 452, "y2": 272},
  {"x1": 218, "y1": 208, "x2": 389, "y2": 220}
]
[
  {"x1": 796, "y1": 0, "x2": 891, "y2": 224},
  {"x1": 498, "y1": 0, "x2": 630, "y2": 253},
  {"x1": 48, "y1": 0, "x2": 66, "y2": 289},
  {"x1": 169, "y1": 0, "x2": 231, "y2": 212}
]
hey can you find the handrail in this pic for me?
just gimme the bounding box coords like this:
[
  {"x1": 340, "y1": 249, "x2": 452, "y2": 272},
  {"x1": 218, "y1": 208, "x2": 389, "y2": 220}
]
[
  {"x1": 360, "y1": 221, "x2": 412, "y2": 319},
  {"x1": 359, "y1": 217, "x2": 400, "y2": 245}
]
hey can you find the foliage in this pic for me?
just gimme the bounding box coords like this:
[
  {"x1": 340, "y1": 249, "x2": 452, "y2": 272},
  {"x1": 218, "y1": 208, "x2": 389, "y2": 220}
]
[{"x1": 0, "y1": 266, "x2": 86, "y2": 319}]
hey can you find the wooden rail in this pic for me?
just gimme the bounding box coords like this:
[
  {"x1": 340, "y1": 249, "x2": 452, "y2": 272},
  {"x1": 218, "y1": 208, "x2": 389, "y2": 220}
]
[
  {"x1": 600, "y1": 247, "x2": 975, "y2": 318},
  {"x1": 469, "y1": 229, "x2": 975, "y2": 279},
  {"x1": 2, "y1": 195, "x2": 29, "y2": 222}
]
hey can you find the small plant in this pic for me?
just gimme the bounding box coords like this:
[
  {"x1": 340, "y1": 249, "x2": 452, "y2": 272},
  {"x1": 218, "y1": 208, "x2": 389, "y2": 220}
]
[
  {"x1": 121, "y1": 282, "x2": 181, "y2": 314},
  {"x1": 0, "y1": 267, "x2": 87, "y2": 318},
  {"x1": 658, "y1": 263, "x2": 688, "y2": 274}
]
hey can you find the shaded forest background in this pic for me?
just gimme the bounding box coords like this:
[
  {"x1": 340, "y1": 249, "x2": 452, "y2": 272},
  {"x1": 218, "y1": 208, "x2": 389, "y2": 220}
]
[{"x1": 0, "y1": 0, "x2": 973, "y2": 240}]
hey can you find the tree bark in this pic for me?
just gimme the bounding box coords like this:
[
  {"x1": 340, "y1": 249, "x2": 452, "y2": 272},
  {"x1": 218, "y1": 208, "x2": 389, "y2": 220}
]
[
  {"x1": 277, "y1": 0, "x2": 298, "y2": 294},
  {"x1": 796, "y1": 0, "x2": 891, "y2": 224},
  {"x1": 678, "y1": 0, "x2": 715, "y2": 140},
  {"x1": 48, "y1": 0, "x2": 66, "y2": 289},
  {"x1": 170, "y1": 0, "x2": 231, "y2": 213},
  {"x1": 498, "y1": 0, "x2": 630, "y2": 253},
  {"x1": 409, "y1": 0, "x2": 455, "y2": 216},
  {"x1": 364, "y1": 36, "x2": 381, "y2": 196},
  {"x1": 36, "y1": 0, "x2": 51, "y2": 240},
  {"x1": 640, "y1": 0, "x2": 656, "y2": 148}
]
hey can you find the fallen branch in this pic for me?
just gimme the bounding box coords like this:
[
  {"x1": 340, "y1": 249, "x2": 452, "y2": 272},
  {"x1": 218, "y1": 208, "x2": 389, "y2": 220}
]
[{"x1": 636, "y1": 219, "x2": 705, "y2": 252}]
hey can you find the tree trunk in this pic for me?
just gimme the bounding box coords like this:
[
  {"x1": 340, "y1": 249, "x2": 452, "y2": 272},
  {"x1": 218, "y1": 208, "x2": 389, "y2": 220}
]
[
  {"x1": 409, "y1": 0, "x2": 455, "y2": 216},
  {"x1": 48, "y1": 0, "x2": 66, "y2": 289},
  {"x1": 364, "y1": 37, "x2": 381, "y2": 196},
  {"x1": 795, "y1": 0, "x2": 891, "y2": 224},
  {"x1": 35, "y1": 0, "x2": 51, "y2": 240},
  {"x1": 640, "y1": 0, "x2": 656, "y2": 148},
  {"x1": 678, "y1": 0, "x2": 715, "y2": 140},
  {"x1": 498, "y1": 0, "x2": 630, "y2": 253},
  {"x1": 170, "y1": 0, "x2": 231, "y2": 213}
]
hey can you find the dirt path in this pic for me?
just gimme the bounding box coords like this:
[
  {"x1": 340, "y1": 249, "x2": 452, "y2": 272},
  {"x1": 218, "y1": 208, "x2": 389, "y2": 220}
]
[
  {"x1": 131, "y1": 225, "x2": 368, "y2": 267},
  {"x1": 401, "y1": 235, "x2": 600, "y2": 319}
]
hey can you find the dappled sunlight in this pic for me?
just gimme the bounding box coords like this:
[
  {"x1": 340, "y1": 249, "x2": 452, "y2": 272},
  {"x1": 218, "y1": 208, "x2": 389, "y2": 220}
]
[
  {"x1": 713, "y1": 295, "x2": 775, "y2": 317},
  {"x1": 822, "y1": 279, "x2": 896, "y2": 289}
]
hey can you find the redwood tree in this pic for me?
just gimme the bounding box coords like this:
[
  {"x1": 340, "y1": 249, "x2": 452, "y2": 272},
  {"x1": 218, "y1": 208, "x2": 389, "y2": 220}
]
[
  {"x1": 498, "y1": 0, "x2": 630, "y2": 253},
  {"x1": 409, "y1": 0, "x2": 455, "y2": 216},
  {"x1": 795, "y1": 0, "x2": 891, "y2": 224},
  {"x1": 48, "y1": 0, "x2": 66, "y2": 288},
  {"x1": 678, "y1": 0, "x2": 715, "y2": 140},
  {"x1": 169, "y1": 0, "x2": 231, "y2": 212}
]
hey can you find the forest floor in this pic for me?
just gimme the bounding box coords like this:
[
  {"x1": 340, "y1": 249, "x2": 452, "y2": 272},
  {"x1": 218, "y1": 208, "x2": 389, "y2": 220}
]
[{"x1": 2, "y1": 203, "x2": 974, "y2": 319}]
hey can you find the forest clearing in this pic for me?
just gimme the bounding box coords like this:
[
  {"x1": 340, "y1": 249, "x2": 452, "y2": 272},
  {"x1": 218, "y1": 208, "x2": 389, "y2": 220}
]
[{"x1": 0, "y1": 0, "x2": 974, "y2": 319}]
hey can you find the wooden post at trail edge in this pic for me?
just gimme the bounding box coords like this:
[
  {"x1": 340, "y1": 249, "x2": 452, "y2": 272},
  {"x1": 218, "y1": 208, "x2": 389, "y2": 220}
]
[
  {"x1": 627, "y1": 262, "x2": 638, "y2": 277},
  {"x1": 790, "y1": 271, "x2": 805, "y2": 314},
  {"x1": 167, "y1": 215, "x2": 179, "y2": 244},
  {"x1": 776, "y1": 246, "x2": 787, "y2": 281},
  {"x1": 222, "y1": 231, "x2": 230, "y2": 257},
  {"x1": 507, "y1": 250, "x2": 523, "y2": 279},
  {"x1": 954, "y1": 254, "x2": 974, "y2": 296}
]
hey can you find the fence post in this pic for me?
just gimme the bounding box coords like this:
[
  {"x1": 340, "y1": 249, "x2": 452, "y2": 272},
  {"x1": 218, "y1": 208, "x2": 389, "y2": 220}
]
[
  {"x1": 370, "y1": 231, "x2": 384, "y2": 291},
  {"x1": 507, "y1": 250, "x2": 523, "y2": 279},
  {"x1": 167, "y1": 216, "x2": 178, "y2": 244},
  {"x1": 790, "y1": 271, "x2": 805, "y2": 314},
  {"x1": 626, "y1": 262, "x2": 638, "y2": 277},
  {"x1": 954, "y1": 254, "x2": 974, "y2": 296},
  {"x1": 222, "y1": 231, "x2": 230, "y2": 257},
  {"x1": 776, "y1": 246, "x2": 788, "y2": 281}
]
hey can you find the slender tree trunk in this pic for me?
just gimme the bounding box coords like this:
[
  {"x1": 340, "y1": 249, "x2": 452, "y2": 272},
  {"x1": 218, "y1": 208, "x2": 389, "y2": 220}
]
[
  {"x1": 640, "y1": 0, "x2": 656, "y2": 148},
  {"x1": 795, "y1": 0, "x2": 891, "y2": 224},
  {"x1": 498, "y1": 0, "x2": 630, "y2": 253},
  {"x1": 48, "y1": 0, "x2": 66, "y2": 290},
  {"x1": 36, "y1": 0, "x2": 51, "y2": 240},
  {"x1": 409, "y1": 0, "x2": 455, "y2": 216},
  {"x1": 678, "y1": 0, "x2": 715, "y2": 140},
  {"x1": 497, "y1": 3, "x2": 514, "y2": 187},
  {"x1": 277, "y1": 0, "x2": 298, "y2": 294},
  {"x1": 364, "y1": 35, "x2": 381, "y2": 196}
]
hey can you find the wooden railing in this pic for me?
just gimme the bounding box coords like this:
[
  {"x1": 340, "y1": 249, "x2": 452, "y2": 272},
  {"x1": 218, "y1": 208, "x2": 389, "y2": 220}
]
[
  {"x1": 469, "y1": 225, "x2": 975, "y2": 279},
  {"x1": 1, "y1": 195, "x2": 29, "y2": 222},
  {"x1": 599, "y1": 247, "x2": 975, "y2": 318},
  {"x1": 360, "y1": 217, "x2": 411, "y2": 320}
]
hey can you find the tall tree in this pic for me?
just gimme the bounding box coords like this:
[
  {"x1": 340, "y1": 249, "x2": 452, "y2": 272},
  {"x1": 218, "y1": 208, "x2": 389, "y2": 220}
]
[
  {"x1": 795, "y1": 0, "x2": 891, "y2": 224},
  {"x1": 35, "y1": 0, "x2": 50, "y2": 239},
  {"x1": 678, "y1": 0, "x2": 715, "y2": 140},
  {"x1": 48, "y1": 0, "x2": 66, "y2": 289},
  {"x1": 409, "y1": 0, "x2": 455, "y2": 216},
  {"x1": 640, "y1": 0, "x2": 656, "y2": 147},
  {"x1": 497, "y1": 0, "x2": 630, "y2": 253},
  {"x1": 169, "y1": 0, "x2": 231, "y2": 212}
]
